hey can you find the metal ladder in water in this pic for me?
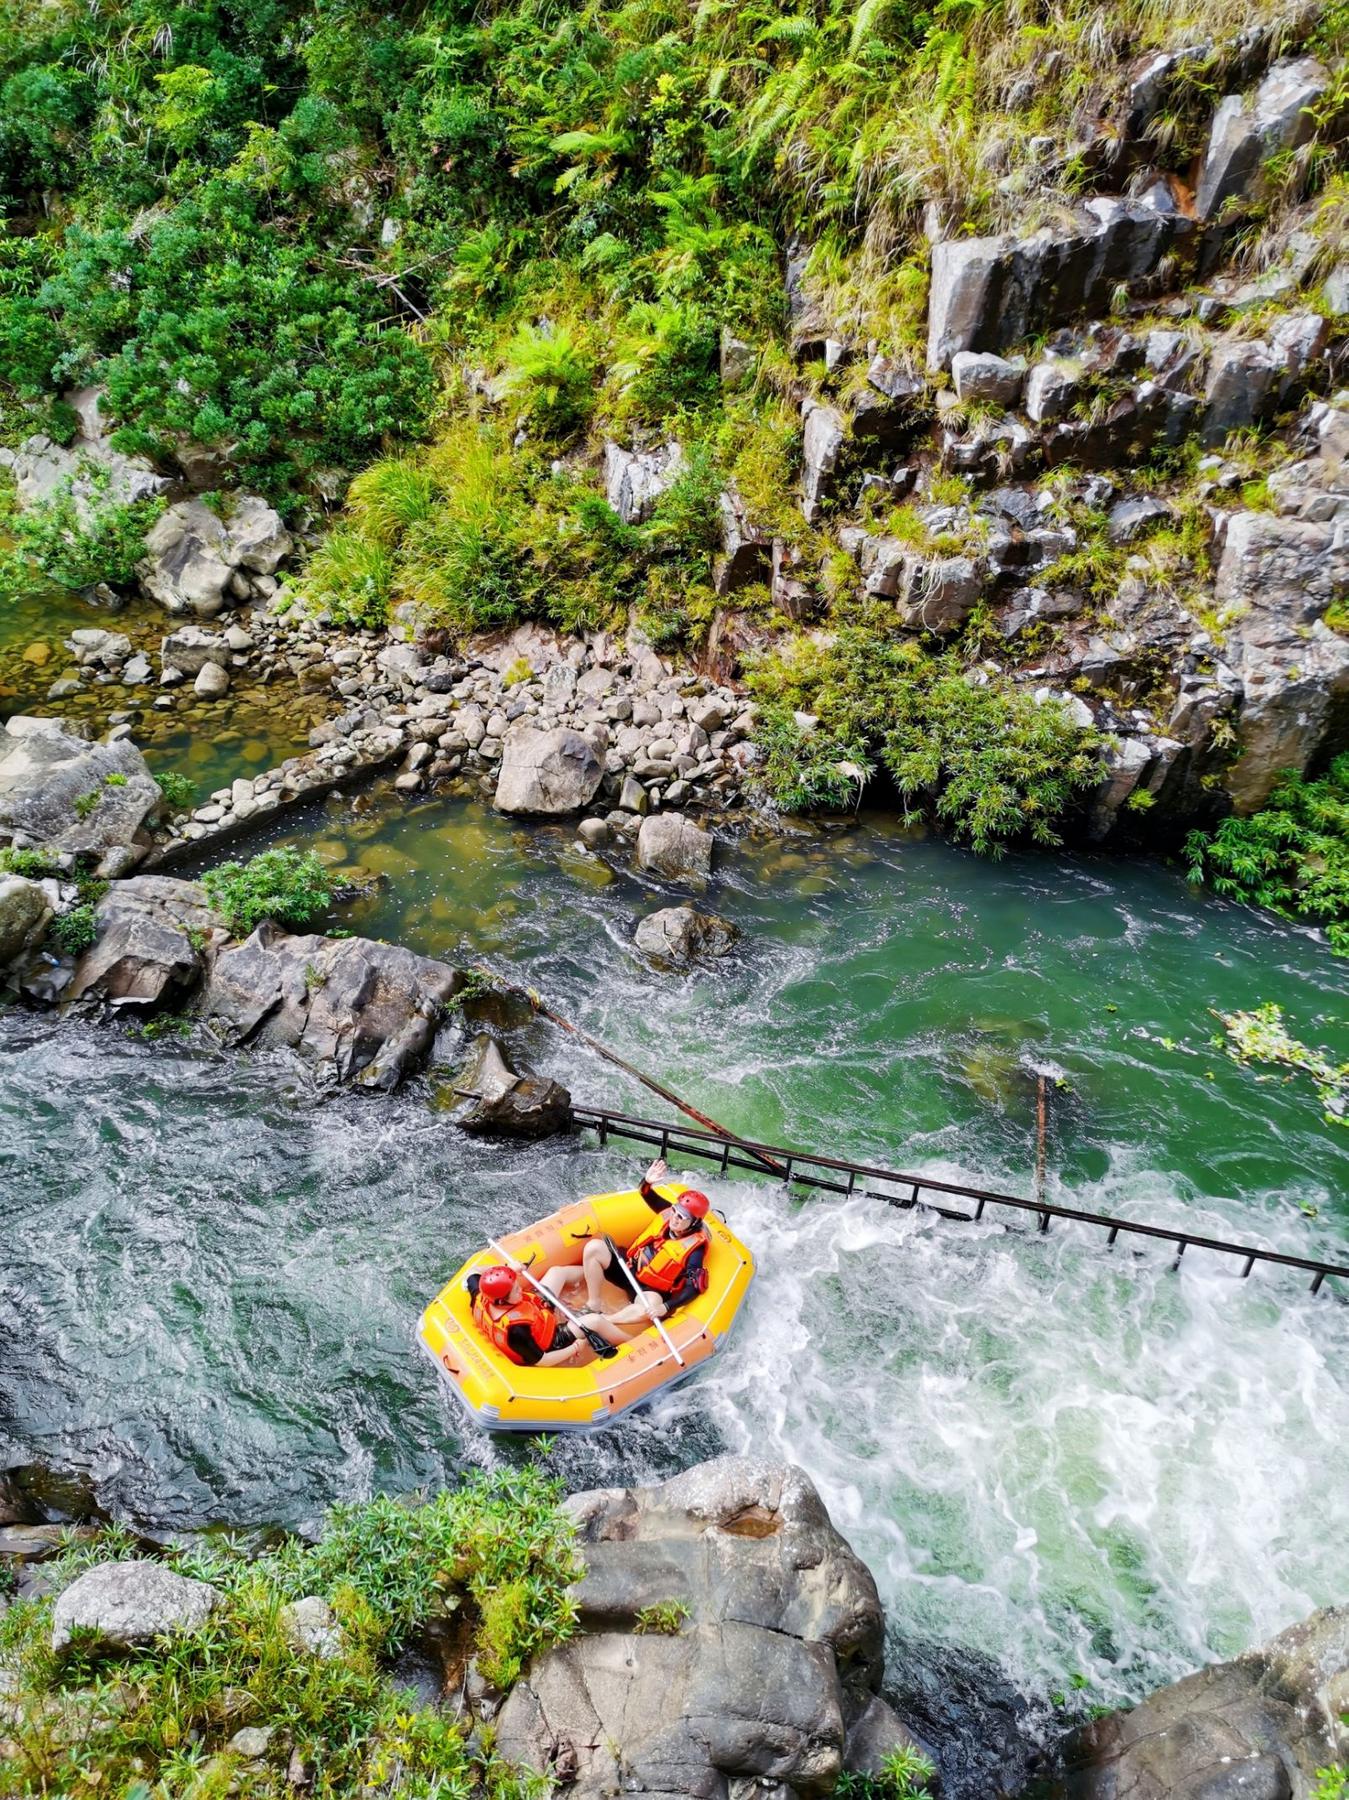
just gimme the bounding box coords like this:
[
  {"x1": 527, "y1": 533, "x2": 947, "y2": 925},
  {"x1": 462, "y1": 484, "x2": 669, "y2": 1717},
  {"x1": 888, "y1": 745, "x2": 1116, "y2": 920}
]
[{"x1": 570, "y1": 1104, "x2": 1349, "y2": 1300}]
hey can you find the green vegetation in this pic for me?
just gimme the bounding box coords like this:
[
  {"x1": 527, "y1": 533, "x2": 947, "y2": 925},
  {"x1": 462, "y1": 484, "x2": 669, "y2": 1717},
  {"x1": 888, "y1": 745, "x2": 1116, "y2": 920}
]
[
  {"x1": 0, "y1": 1467, "x2": 575, "y2": 1799},
  {"x1": 1185, "y1": 757, "x2": 1349, "y2": 954},
  {"x1": 749, "y1": 627, "x2": 1102, "y2": 852},
  {"x1": 0, "y1": 845, "x2": 56, "y2": 878},
  {"x1": 0, "y1": 468, "x2": 164, "y2": 600},
  {"x1": 836, "y1": 1745, "x2": 936, "y2": 1799},
  {"x1": 202, "y1": 847, "x2": 333, "y2": 938},
  {"x1": 634, "y1": 1599, "x2": 690, "y2": 1635},
  {"x1": 1314, "y1": 1768, "x2": 1348, "y2": 1800},
  {"x1": 72, "y1": 789, "x2": 100, "y2": 820},
  {"x1": 1215, "y1": 1001, "x2": 1349, "y2": 1127},
  {"x1": 49, "y1": 902, "x2": 98, "y2": 956},
  {"x1": 154, "y1": 769, "x2": 197, "y2": 812}
]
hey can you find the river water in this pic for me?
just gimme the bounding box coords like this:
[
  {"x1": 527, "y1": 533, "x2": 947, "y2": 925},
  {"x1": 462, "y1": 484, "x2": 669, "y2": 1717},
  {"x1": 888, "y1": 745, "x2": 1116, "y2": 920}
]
[{"x1": 3, "y1": 784, "x2": 1349, "y2": 1760}]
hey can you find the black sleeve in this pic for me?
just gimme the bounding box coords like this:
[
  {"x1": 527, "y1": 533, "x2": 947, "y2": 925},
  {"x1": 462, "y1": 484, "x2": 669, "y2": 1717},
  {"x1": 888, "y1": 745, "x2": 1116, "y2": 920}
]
[
  {"x1": 664, "y1": 1243, "x2": 707, "y2": 1311},
  {"x1": 465, "y1": 1273, "x2": 481, "y2": 1300},
  {"x1": 639, "y1": 1179, "x2": 672, "y2": 1214},
  {"x1": 507, "y1": 1323, "x2": 544, "y2": 1367}
]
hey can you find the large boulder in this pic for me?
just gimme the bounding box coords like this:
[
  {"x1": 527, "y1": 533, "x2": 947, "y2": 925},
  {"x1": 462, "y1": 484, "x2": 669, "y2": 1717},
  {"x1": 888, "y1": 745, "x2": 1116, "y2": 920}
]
[
  {"x1": 927, "y1": 196, "x2": 1184, "y2": 370},
  {"x1": 51, "y1": 1560, "x2": 219, "y2": 1656},
  {"x1": 1060, "y1": 1605, "x2": 1349, "y2": 1799},
  {"x1": 66, "y1": 876, "x2": 220, "y2": 1010},
  {"x1": 159, "y1": 626, "x2": 231, "y2": 677},
  {"x1": 137, "y1": 495, "x2": 291, "y2": 615},
  {"x1": 452, "y1": 1033, "x2": 573, "y2": 1138},
  {"x1": 801, "y1": 400, "x2": 846, "y2": 523},
  {"x1": 495, "y1": 1457, "x2": 914, "y2": 1800},
  {"x1": 0, "y1": 875, "x2": 53, "y2": 970},
  {"x1": 636, "y1": 812, "x2": 714, "y2": 882},
  {"x1": 1217, "y1": 511, "x2": 1349, "y2": 812},
  {"x1": 0, "y1": 718, "x2": 161, "y2": 868},
  {"x1": 199, "y1": 922, "x2": 463, "y2": 1090},
  {"x1": 634, "y1": 904, "x2": 737, "y2": 967},
  {"x1": 1196, "y1": 58, "x2": 1330, "y2": 224},
  {"x1": 0, "y1": 413, "x2": 168, "y2": 524},
  {"x1": 494, "y1": 726, "x2": 603, "y2": 816}
]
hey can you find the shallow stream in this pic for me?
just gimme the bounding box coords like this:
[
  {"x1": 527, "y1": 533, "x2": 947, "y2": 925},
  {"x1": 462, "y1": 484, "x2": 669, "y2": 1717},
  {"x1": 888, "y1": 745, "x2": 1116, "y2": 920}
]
[{"x1": 4, "y1": 787, "x2": 1348, "y2": 1749}]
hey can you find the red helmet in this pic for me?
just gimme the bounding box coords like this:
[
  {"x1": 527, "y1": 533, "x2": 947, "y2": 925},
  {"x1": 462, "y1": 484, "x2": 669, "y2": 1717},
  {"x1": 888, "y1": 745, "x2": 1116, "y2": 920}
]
[
  {"x1": 478, "y1": 1265, "x2": 515, "y2": 1300},
  {"x1": 674, "y1": 1190, "x2": 710, "y2": 1219}
]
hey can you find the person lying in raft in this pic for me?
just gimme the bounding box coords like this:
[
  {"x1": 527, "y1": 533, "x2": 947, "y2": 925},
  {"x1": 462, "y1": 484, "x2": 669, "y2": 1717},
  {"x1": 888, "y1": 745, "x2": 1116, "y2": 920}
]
[
  {"x1": 466, "y1": 1266, "x2": 591, "y2": 1369},
  {"x1": 541, "y1": 1157, "x2": 711, "y2": 1347}
]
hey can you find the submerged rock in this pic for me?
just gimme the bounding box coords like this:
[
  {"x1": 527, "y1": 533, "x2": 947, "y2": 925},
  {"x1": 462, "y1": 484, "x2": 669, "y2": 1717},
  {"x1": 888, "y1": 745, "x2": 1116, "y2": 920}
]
[
  {"x1": 495, "y1": 1456, "x2": 925, "y2": 1799},
  {"x1": 634, "y1": 904, "x2": 737, "y2": 967},
  {"x1": 452, "y1": 1033, "x2": 573, "y2": 1138},
  {"x1": 51, "y1": 1561, "x2": 219, "y2": 1656},
  {"x1": 0, "y1": 717, "x2": 161, "y2": 870},
  {"x1": 1060, "y1": 1604, "x2": 1349, "y2": 1798}
]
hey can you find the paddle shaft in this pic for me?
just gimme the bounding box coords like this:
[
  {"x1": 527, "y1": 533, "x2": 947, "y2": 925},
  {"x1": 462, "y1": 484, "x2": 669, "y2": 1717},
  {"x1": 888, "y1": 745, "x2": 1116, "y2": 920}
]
[
  {"x1": 606, "y1": 1234, "x2": 686, "y2": 1368},
  {"x1": 486, "y1": 1238, "x2": 595, "y2": 1340}
]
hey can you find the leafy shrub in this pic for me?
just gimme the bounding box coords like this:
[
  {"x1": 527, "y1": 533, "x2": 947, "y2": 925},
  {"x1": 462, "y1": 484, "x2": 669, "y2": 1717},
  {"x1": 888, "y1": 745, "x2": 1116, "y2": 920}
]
[
  {"x1": 49, "y1": 903, "x2": 98, "y2": 956},
  {"x1": 754, "y1": 708, "x2": 873, "y2": 812},
  {"x1": 202, "y1": 846, "x2": 333, "y2": 937},
  {"x1": 0, "y1": 846, "x2": 56, "y2": 877},
  {"x1": 0, "y1": 472, "x2": 164, "y2": 598},
  {"x1": 836, "y1": 1744, "x2": 936, "y2": 1798},
  {"x1": 0, "y1": 1470, "x2": 573, "y2": 1800},
  {"x1": 749, "y1": 630, "x2": 1102, "y2": 853},
  {"x1": 153, "y1": 769, "x2": 196, "y2": 811},
  {"x1": 499, "y1": 322, "x2": 595, "y2": 435},
  {"x1": 1185, "y1": 756, "x2": 1349, "y2": 954}
]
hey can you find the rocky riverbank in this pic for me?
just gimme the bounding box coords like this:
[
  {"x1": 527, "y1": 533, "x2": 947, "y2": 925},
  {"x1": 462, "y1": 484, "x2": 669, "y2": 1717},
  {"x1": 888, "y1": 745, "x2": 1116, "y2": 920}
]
[{"x1": 2, "y1": 1454, "x2": 1345, "y2": 1800}]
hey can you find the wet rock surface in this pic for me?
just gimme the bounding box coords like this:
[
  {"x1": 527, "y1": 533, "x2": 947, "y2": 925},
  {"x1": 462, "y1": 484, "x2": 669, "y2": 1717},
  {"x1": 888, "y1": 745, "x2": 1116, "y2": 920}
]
[
  {"x1": 494, "y1": 1456, "x2": 926, "y2": 1800},
  {"x1": 1059, "y1": 1605, "x2": 1349, "y2": 1800},
  {"x1": 451, "y1": 1032, "x2": 573, "y2": 1137},
  {"x1": 0, "y1": 717, "x2": 162, "y2": 872},
  {"x1": 633, "y1": 904, "x2": 737, "y2": 966}
]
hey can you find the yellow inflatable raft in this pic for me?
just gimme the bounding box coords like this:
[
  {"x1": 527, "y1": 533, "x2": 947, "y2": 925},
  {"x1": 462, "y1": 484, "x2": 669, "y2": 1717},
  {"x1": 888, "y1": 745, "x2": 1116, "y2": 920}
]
[{"x1": 417, "y1": 1183, "x2": 755, "y2": 1432}]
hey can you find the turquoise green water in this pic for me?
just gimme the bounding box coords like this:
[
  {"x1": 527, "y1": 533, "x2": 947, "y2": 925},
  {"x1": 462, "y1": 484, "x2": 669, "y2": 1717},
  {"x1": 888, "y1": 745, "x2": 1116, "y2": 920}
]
[{"x1": 3, "y1": 784, "x2": 1349, "y2": 1736}]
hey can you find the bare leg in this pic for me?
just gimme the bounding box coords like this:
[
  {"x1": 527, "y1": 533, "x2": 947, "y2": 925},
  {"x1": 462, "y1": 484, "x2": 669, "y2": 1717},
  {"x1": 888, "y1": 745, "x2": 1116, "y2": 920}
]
[
  {"x1": 581, "y1": 1238, "x2": 614, "y2": 1309},
  {"x1": 541, "y1": 1264, "x2": 587, "y2": 1303}
]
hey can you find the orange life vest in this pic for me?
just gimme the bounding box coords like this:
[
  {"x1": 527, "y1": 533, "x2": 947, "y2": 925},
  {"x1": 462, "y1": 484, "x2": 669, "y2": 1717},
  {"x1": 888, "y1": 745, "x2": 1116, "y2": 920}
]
[
  {"x1": 626, "y1": 1212, "x2": 709, "y2": 1296},
  {"x1": 472, "y1": 1288, "x2": 559, "y2": 1364}
]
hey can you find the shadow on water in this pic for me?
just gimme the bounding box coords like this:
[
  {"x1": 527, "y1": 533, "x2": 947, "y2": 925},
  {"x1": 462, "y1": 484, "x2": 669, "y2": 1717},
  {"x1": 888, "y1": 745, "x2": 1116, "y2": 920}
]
[{"x1": 4, "y1": 789, "x2": 1349, "y2": 1790}]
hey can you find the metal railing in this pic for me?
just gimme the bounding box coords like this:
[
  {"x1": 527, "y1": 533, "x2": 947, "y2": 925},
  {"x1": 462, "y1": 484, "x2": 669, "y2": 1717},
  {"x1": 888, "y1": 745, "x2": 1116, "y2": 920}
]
[{"x1": 570, "y1": 1104, "x2": 1349, "y2": 1298}]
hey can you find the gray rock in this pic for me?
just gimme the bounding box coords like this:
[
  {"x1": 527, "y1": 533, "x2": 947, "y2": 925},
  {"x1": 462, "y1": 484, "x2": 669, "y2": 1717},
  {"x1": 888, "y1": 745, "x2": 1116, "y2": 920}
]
[
  {"x1": 200, "y1": 923, "x2": 463, "y2": 1090},
  {"x1": 138, "y1": 501, "x2": 236, "y2": 616},
  {"x1": 453, "y1": 1034, "x2": 573, "y2": 1139},
  {"x1": 51, "y1": 1560, "x2": 219, "y2": 1655},
  {"x1": 618, "y1": 774, "x2": 650, "y2": 815},
  {"x1": 1026, "y1": 360, "x2": 1084, "y2": 422},
  {"x1": 121, "y1": 654, "x2": 152, "y2": 686},
  {"x1": 227, "y1": 1726, "x2": 274, "y2": 1759},
  {"x1": 637, "y1": 812, "x2": 713, "y2": 881},
  {"x1": 577, "y1": 817, "x2": 611, "y2": 850},
  {"x1": 720, "y1": 330, "x2": 756, "y2": 389},
  {"x1": 69, "y1": 628, "x2": 131, "y2": 669},
  {"x1": 634, "y1": 904, "x2": 737, "y2": 966},
  {"x1": 1202, "y1": 339, "x2": 1282, "y2": 445},
  {"x1": 193, "y1": 661, "x2": 230, "y2": 699},
  {"x1": 281, "y1": 1596, "x2": 344, "y2": 1661},
  {"x1": 66, "y1": 875, "x2": 218, "y2": 1010},
  {"x1": 1123, "y1": 44, "x2": 1209, "y2": 141},
  {"x1": 494, "y1": 726, "x2": 603, "y2": 815},
  {"x1": 1107, "y1": 495, "x2": 1172, "y2": 543},
  {"x1": 0, "y1": 427, "x2": 168, "y2": 525},
  {"x1": 714, "y1": 488, "x2": 772, "y2": 595},
  {"x1": 1195, "y1": 57, "x2": 1330, "y2": 223},
  {"x1": 1086, "y1": 736, "x2": 1155, "y2": 840},
  {"x1": 0, "y1": 875, "x2": 53, "y2": 970},
  {"x1": 851, "y1": 356, "x2": 923, "y2": 445},
  {"x1": 951, "y1": 351, "x2": 1026, "y2": 408},
  {"x1": 1061, "y1": 1605, "x2": 1349, "y2": 1799},
  {"x1": 927, "y1": 198, "x2": 1182, "y2": 370},
  {"x1": 495, "y1": 1457, "x2": 887, "y2": 1800},
  {"x1": 223, "y1": 494, "x2": 292, "y2": 575},
  {"x1": 0, "y1": 718, "x2": 161, "y2": 863},
  {"x1": 604, "y1": 442, "x2": 684, "y2": 525},
  {"x1": 159, "y1": 626, "x2": 231, "y2": 676},
  {"x1": 801, "y1": 400, "x2": 846, "y2": 523}
]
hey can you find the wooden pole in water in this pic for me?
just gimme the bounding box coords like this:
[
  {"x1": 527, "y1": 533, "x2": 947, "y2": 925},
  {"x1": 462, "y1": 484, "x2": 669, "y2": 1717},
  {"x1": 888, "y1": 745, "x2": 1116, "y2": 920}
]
[
  {"x1": 512, "y1": 985, "x2": 792, "y2": 1181},
  {"x1": 1034, "y1": 1074, "x2": 1048, "y2": 1209}
]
